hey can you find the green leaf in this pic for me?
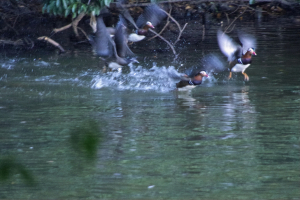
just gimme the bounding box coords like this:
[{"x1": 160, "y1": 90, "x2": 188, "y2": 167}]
[
  {"x1": 72, "y1": 3, "x2": 77, "y2": 13},
  {"x1": 58, "y1": 5, "x2": 64, "y2": 16},
  {"x1": 81, "y1": 5, "x2": 87, "y2": 13},
  {"x1": 53, "y1": 4, "x2": 58, "y2": 15},
  {"x1": 65, "y1": 7, "x2": 71, "y2": 17},
  {"x1": 47, "y1": 1, "x2": 56, "y2": 13},
  {"x1": 94, "y1": 6, "x2": 100, "y2": 16},
  {"x1": 56, "y1": 0, "x2": 61, "y2": 7},
  {"x1": 98, "y1": 0, "x2": 104, "y2": 9},
  {"x1": 72, "y1": 12, "x2": 77, "y2": 19},
  {"x1": 62, "y1": 0, "x2": 68, "y2": 9},
  {"x1": 104, "y1": 0, "x2": 111, "y2": 6},
  {"x1": 42, "y1": 4, "x2": 48, "y2": 13}
]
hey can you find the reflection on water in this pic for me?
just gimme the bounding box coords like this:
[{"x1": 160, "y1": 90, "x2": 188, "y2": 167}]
[{"x1": 0, "y1": 19, "x2": 300, "y2": 199}]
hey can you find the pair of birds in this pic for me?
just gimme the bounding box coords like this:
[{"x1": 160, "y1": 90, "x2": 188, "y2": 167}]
[
  {"x1": 176, "y1": 29, "x2": 257, "y2": 88},
  {"x1": 91, "y1": 4, "x2": 167, "y2": 70}
]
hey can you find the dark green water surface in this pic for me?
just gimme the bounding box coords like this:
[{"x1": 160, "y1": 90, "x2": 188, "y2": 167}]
[{"x1": 0, "y1": 18, "x2": 299, "y2": 199}]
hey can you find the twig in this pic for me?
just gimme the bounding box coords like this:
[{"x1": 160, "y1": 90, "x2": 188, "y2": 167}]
[
  {"x1": 0, "y1": 39, "x2": 24, "y2": 46},
  {"x1": 52, "y1": 24, "x2": 72, "y2": 34},
  {"x1": 224, "y1": 7, "x2": 247, "y2": 33},
  {"x1": 148, "y1": 6, "x2": 172, "y2": 41},
  {"x1": 13, "y1": 15, "x2": 19, "y2": 28},
  {"x1": 148, "y1": 21, "x2": 170, "y2": 41},
  {"x1": 173, "y1": 22, "x2": 187, "y2": 46},
  {"x1": 202, "y1": 24, "x2": 205, "y2": 41},
  {"x1": 225, "y1": 24, "x2": 236, "y2": 33},
  {"x1": 72, "y1": 12, "x2": 85, "y2": 37},
  {"x1": 159, "y1": 8, "x2": 188, "y2": 46},
  {"x1": 77, "y1": 27, "x2": 89, "y2": 40},
  {"x1": 160, "y1": 8, "x2": 181, "y2": 32},
  {"x1": 149, "y1": 29, "x2": 177, "y2": 56},
  {"x1": 225, "y1": 12, "x2": 230, "y2": 24},
  {"x1": 37, "y1": 36, "x2": 65, "y2": 52},
  {"x1": 228, "y1": 5, "x2": 240, "y2": 15},
  {"x1": 52, "y1": 12, "x2": 86, "y2": 37},
  {"x1": 0, "y1": 15, "x2": 19, "y2": 35}
]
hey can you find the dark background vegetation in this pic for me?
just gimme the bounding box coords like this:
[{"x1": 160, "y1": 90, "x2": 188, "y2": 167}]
[{"x1": 1, "y1": 0, "x2": 300, "y2": 52}]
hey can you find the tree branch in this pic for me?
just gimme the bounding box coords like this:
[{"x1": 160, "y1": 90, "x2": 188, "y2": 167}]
[
  {"x1": 52, "y1": 12, "x2": 86, "y2": 37},
  {"x1": 149, "y1": 29, "x2": 177, "y2": 56},
  {"x1": 224, "y1": 7, "x2": 247, "y2": 33},
  {"x1": 173, "y1": 22, "x2": 187, "y2": 46},
  {"x1": 37, "y1": 36, "x2": 65, "y2": 52}
]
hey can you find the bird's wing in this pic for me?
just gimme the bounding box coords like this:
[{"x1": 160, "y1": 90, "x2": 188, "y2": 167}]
[
  {"x1": 136, "y1": 4, "x2": 167, "y2": 28},
  {"x1": 114, "y1": 15, "x2": 135, "y2": 58},
  {"x1": 115, "y1": 2, "x2": 139, "y2": 29},
  {"x1": 217, "y1": 30, "x2": 240, "y2": 62},
  {"x1": 238, "y1": 32, "x2": 257, "y2": 54},
  {"x1": 201, "y1": 53, "x2": 227, "y2": 73},
  {"x1": 94, "y1": 16, "x2": 114, "y2": 57}
]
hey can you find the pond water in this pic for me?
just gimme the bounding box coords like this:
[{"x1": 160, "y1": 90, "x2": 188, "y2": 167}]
[{"x1": 0, "y1": 16, "x2": 300, "y2": 199}]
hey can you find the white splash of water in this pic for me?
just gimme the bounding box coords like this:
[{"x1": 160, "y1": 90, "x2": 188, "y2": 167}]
[{"x1": 91, "y1": 63, "x2": 183, "y2": 92}]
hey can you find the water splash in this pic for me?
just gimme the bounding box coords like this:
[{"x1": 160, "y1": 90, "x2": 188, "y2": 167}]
[
  {"x1": 91, "y1": 63, "x2": 183, "y2": 92},
  {"x1": 0, "y1": 58, "x2": 20, "y2": 70}
]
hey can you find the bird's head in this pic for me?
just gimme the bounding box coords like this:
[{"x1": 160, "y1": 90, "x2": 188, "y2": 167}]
[
  {"x1": 197, "y1": 71, "x2": 208, "y2": 77},
  {"x1": 247, "y1": 47, "x2": 257, "y2": 55},
  {"x1": 146, "y1": 21, "x2": 155, "y2": 29}
]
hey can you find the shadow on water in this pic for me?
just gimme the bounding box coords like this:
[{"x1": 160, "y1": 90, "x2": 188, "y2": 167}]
[
  {"x1": 0, "y1": 156, "x2": 35, "y2": 186},
  {"x1": 0, "y1": 18, "x2": 300, "y2": 199},
  {"x1": 69, "y1": 119, "x2": 103, "y2": 161}
]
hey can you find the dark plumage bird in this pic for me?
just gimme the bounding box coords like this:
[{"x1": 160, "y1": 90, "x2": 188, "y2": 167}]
[
  {"x1": 176, "y1": 71, "x2": 208, "y2": 88},
  {"x1": 114, "y1": 15, "x2": 135, "y2": 58},
  {"x1": 91, "y1": 12, "x2": 137, "y2": 70},
  {"x1": 175, "y1": 54, "x2": 226, "y2": 89},
  {"x1": 116, "y1": 3, "x2": 167, "y2": 35},
  {"x1": 217, "y1": 30, "x2": 257, "y2": 81}
]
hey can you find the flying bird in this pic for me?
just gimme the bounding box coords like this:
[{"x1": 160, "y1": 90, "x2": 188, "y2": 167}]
[
  {"x1": 217, "y1": 30, "x2": 257, "y2": 81},
  {"x1": 174, "y1": 54, "x2": 226, "y2": 88},
  {"x1": 116, "y1": 3, "x2": 167, "y2": 35},
  {"x1": 90, "y1": 12, "x2": 137, "y2": 70},
  {"x1": 176, "y1": 70, "x2": 208, "y2": 88}
]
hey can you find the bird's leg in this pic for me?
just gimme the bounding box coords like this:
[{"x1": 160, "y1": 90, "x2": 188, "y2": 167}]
[
  {"x1": 242, "y1": 72, "x2": 249, "y2": 81},
  {"x1": 228, "y1": 72, "x2": 232, "y2": 80}
]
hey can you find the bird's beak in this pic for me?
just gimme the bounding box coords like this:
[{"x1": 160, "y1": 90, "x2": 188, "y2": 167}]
[
  {"x1": 150, "y1": 25, "x2": 155, "y2": 28},
  {"x1": 205, "y1": 74, "x2": 209, "y2": 77},
  {"x1": 253, "y1": 51, "x2": 257, "y2": 55}
]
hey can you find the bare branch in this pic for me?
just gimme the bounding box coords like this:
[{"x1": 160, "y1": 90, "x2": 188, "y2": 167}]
[
  {"x1": 160, "y1": 8, "x2": 182, "y2": 32},
  {"x1": 77, "y1": 27, "x2": 89, "y2": 40},
  {"x1": 72, "y1": 12, "x2": 86, "y2": 37},
  {"x1": 224, "y1": 7, "x2": 247, "y2": 33},
  {"x1": 37, "y1": 36, "x2": 65, "y2": 52},
  {"x1": 202, "y1": 25, "x2": 205, "y2": 41},
  {"x1": 148, "y1": 21, "x2": 170, "y2": 41},
  {"x1": 148, "y1": 6, "x2": 172, "y2": 41},
  {"x1": 52, "y1": 24, "x2": 72, "y2": 34},
  {"x1": 149, "y1": 29, "x2": 177, "y2": 56},
  {"x1": 0, "y1": 39, "x2": 24, "y2": 46},
  {"x1": 52, "y1": 12, "x2": 86, "y2": 37},
  {"x1": 173, "y1": 22, "x2": 187, "y2": 46}
]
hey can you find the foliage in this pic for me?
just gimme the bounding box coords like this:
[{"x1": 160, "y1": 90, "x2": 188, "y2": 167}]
[
  {"x1": 0, "y1": 156, "x2": 35, "y2": 185},
  {"x1": 69, "y1": 119, "x2": 103, "y2": 160},
  {"x1": 42, "y1": 0, "x2": 112, "y2": 18}
]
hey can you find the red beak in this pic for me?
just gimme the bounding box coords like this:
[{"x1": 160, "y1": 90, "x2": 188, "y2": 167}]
[{"x1": 253, "y1": 51, "x2": 257, "y2": 55}]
